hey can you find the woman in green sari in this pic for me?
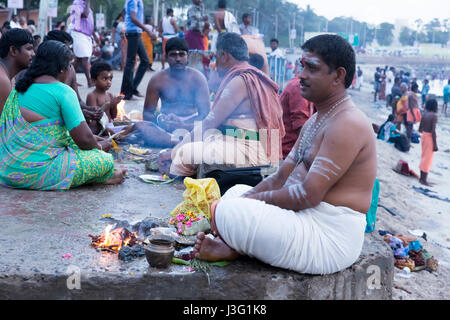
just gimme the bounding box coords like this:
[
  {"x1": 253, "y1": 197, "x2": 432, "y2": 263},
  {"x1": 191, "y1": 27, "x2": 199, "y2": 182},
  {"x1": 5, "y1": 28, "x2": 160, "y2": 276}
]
[{"x1": 0, "y1": 40, "x2": 127, "y2": 190}]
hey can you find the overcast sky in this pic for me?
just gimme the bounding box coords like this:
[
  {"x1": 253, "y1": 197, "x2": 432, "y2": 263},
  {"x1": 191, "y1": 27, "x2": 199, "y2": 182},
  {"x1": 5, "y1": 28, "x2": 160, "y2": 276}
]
[{"x1": 290, "y1": 0, "x2": 449, "y2": 26}]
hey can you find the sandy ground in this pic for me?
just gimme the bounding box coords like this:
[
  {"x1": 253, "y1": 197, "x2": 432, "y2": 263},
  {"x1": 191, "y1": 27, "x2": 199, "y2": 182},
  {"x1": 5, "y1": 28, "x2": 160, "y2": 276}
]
[
  {"x1": 76, "y1": 62, "x2": 450, "y2": 300},
  {"x1": 349, "y1": 83, "x2": 450, "y2": 300}
]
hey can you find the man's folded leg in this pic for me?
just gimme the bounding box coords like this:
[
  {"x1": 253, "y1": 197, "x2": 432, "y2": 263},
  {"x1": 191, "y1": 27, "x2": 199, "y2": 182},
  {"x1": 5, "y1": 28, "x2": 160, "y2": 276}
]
[{"x1": 214, "y1": 185, "x2": 367, "y2": 275}]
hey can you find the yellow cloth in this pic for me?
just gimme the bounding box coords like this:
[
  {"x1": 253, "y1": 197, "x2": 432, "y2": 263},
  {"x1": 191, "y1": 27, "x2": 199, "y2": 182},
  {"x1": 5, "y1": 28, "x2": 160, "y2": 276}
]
[
  {"x1": 141, "y1": 33, "x2": 153, "y2": 64},
  {"x1": 169, "y1": 177, "x2": 221, "y2": 220}
]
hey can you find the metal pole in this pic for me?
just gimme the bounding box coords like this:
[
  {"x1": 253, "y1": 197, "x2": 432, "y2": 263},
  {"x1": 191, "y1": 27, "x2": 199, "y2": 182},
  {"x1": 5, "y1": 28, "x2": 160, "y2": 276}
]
[
  {"x1": 275, "y1": 14, "x2": 278, "y2": 39},
  {"x1": 288, "y1": 19, "x2": 291, "y2": 48},
  {"x1": 37, "y1": 0, "x2": 49, "y2": 38},
  {"x1": 154, "y1": 0, "x2": 159, "y2": 27}
]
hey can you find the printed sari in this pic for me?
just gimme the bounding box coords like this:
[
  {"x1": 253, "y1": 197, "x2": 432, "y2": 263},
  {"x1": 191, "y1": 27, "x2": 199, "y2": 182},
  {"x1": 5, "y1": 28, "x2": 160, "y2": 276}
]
[{"x1": 0, "y1": 90, "x2": 114, "y2": 191}]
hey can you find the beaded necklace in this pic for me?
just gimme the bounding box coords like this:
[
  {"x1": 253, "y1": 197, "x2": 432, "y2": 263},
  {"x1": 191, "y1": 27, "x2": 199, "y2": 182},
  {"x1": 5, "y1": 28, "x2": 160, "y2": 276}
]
[{"x1": 296, "y1": 95, "x2": 350, "y2": 165}]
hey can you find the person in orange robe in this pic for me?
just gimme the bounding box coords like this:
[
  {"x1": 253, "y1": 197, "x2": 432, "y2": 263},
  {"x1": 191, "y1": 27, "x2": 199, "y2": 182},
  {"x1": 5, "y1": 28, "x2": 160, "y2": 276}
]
[{"x1": 418, "y1": 99, "x2": 438, "y2": 186}]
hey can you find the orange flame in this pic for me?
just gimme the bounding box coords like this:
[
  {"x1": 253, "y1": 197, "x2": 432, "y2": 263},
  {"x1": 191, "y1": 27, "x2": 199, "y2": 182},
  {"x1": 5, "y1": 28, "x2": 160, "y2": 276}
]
[
  {"x1": 115, "y1": 100, "x2": 129, "y2": 121},
  {"x1": 92, "y1": 224, "x2": 137, "y2": 252}
]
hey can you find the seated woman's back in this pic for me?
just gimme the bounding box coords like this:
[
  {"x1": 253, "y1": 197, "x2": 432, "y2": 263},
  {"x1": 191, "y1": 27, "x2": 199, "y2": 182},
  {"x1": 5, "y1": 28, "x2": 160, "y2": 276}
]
[{"x1": 18, "y1": 82, "x2": 85, "y2": 131}]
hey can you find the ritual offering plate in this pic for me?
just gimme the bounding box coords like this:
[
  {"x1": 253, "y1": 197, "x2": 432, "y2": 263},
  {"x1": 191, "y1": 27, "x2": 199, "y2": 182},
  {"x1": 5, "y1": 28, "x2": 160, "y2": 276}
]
[
  {"x1": 145, "y1": 235, "x2": 175, "y2": 268},
  {"x1": 128, "y1": 145, "x2": 150, "y2": 155},
  {"x1": 139, "y1": 174, "x2": 174, "y2": 184},
  {"x1": 175, "y1": 235, "x2": 196, "y2": 246}
]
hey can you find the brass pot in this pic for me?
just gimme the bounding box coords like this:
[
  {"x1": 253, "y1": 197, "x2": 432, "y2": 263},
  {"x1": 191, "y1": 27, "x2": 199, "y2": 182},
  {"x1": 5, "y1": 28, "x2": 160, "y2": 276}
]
[{"x1": 145, "y1": 236, "x2": 174, "y2": 268}]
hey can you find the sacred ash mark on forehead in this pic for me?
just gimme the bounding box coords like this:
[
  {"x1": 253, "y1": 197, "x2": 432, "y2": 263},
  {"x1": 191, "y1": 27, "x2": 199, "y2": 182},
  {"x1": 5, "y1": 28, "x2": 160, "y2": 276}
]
[{"x1": 301, "y1": 55, "x2": 321, "y2": 67}]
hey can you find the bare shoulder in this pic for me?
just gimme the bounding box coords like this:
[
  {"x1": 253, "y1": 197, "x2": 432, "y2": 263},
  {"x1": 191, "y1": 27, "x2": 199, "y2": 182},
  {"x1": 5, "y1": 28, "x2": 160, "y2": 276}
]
[
  {"x1": 148, "y1": 70, "x2": 166, "y2": 86},
  {"x1": 327, "y1": 104, "x2": 374, "y2": 145},
  {"x1": 187, "y1": 67, "x2": 208, "y2": 83},
  {"x1": 0, "y1": 72, "x2": 12, "y2": 93},
  {"x1": 86, "y1": 90, "x2": 97, "y2": 105}
]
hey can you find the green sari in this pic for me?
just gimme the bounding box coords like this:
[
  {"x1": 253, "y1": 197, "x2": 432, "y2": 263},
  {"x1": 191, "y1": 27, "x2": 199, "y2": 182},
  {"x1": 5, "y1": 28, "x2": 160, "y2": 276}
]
[{"x1": 0, "y1": 90, "x2": 114, "y2": 191}]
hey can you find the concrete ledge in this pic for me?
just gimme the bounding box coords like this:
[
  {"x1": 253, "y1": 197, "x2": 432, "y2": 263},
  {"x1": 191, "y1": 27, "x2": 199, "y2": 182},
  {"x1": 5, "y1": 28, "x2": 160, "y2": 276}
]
[{"x1": 0, "y1": 163, "x2": 393, "y2": 300}]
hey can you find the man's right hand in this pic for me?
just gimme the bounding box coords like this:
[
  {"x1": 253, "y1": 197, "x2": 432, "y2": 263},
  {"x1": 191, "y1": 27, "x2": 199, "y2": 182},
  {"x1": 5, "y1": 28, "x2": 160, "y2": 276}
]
[{"x1": 98, "y1": 140, "x2": 112, "y2": 152}]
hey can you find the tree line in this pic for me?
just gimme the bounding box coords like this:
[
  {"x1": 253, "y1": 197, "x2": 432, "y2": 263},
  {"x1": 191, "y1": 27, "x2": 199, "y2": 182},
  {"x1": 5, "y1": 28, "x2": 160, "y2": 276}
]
[{"x1": 25, "y1": 0, "x2": 450, "y2": 47}]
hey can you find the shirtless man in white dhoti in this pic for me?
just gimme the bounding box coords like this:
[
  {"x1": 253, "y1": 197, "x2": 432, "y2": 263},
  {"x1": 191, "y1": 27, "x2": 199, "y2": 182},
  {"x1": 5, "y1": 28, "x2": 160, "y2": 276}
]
[{"x1": 192, "y1": 34, "x2": 377, "y2": 275}]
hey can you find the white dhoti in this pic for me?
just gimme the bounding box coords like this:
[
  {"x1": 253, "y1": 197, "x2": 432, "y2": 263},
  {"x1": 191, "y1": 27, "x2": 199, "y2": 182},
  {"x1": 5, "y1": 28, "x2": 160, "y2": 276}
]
[
  {"x1": 71, "y1": 31, "x2": 93, "y2": 58},
  {"x1": 215, "y1": 184, "x2": 366, "y2": 275}
]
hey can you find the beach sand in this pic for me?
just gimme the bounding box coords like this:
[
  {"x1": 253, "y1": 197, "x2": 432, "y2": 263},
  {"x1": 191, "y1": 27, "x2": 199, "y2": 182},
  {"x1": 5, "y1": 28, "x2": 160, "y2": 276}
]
[
  {"x1": 350, "y1": 84, "x2": 450, "y2": 300},
  {"x1": 77, "y1": 66, "x2": 450, "y2": 300}
]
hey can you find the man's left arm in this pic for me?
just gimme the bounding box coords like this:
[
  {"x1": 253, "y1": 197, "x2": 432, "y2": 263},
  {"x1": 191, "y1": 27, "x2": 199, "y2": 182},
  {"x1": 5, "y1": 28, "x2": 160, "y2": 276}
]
[
  {"x1": 192, "y1": 73, "x2": 211, "y2": 121},
  {"x1": 247, "y1": 116, "x2": 365, "y2": 211}
]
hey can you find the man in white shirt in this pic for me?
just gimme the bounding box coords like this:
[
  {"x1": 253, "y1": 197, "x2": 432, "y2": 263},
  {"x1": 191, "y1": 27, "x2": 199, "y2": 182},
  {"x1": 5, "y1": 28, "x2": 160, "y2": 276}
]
[
  {"x1": 10, "y1": 15, "x2": 21, "y2": 29},
  {"x1": 239, "y1": 13, "x2": 256, "y2": 36},
  {"x1": 269, "y1": 38, "x2": 284, "y2": 58},
  {"x1": 385, "y1": 66, "x2": 395, "y2": 108},
  {"x1": 160, "y1": 8, "x2": 178, "y2": 69}
]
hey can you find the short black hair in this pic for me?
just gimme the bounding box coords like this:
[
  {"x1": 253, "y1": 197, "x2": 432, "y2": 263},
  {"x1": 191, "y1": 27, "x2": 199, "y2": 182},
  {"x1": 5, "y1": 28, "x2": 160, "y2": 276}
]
[
  {"x1": 33, "y1": 35, "x2": 41, "y2": 40},
  {"x1": 270, "y1": 38, "x2": 279, "y2": 44},
  {"x1": 16, "y1": 40, "x2": 72, "y2": 93},
  {"x1": 301, "y1": 34, "x2": 356, "y2": 88},
  {"x1": 242, "y1": 13, "x2": 251, "y2": 21},
  {"x1": 217, "y1": 32, "x2": 249, "y2": 61},
  {"x1": 165, "y1": 37, "x2": 189, "y2": 54},
  {"x1": 425, "y1": 99, "x2": 438, "y2": 112},
  {"x1": 90, "y1": 61, "x2": 112, "y2": 80},
  {"x1": 249, "y1": 53, "x2": 264, "y2": 70},
  {"x1": 167, "y1": 8, "x2": 174, "y2": 15},
  {"x1": 44, "y1": 30, "x2": 73, "y2": 44},
  {"x1": 411, "y1": 82, "x2": 419, "y2": 93},
  {"x1": 0, "y1": 28, "x2": 34, "y2": 59},
  {"x1": 218, "y1": 0, "x2": 226, "y2": 9}
]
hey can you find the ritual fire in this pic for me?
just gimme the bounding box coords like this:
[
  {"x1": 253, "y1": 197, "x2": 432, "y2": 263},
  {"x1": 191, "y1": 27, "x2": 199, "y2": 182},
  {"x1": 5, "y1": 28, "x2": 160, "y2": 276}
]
[
  {"x1": 89, "y1": 224, "x2": 139, "y2": 253},
  {"x1": 115, "y1": 99, "x2": 130, "y2": 121}
]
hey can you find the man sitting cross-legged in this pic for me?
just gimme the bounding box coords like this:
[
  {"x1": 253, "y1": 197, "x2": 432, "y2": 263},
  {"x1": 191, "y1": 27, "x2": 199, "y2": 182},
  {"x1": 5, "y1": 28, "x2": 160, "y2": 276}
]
[
  {"x1": 158, "y1": 32, "x2": 285, "y2": 177},
  {"x1": 132, "y1": 37, "x2": 210, "y2": 147},
  {"x1": 192, "y1": 34, "x2": 377, "y2": 275}
]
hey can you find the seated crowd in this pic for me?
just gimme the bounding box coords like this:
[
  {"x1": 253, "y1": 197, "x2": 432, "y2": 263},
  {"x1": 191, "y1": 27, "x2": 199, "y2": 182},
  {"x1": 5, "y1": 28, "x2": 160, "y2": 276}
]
[{"x1": 0, "y1": 28, "x2": 377, "y2": 275}]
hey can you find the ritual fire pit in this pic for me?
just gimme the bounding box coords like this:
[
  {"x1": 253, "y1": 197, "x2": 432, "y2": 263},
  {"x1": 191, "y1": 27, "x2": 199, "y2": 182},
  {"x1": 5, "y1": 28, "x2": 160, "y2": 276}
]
[
  {"x1": 113, "y1": 99, "x2": 132, "y2": 126},
  {"x1": 89, "y1": 224, "x2": 139, "y2": 253},
  {"x1": 88, "y1": 218, "x2": 160, "y2": 261}
]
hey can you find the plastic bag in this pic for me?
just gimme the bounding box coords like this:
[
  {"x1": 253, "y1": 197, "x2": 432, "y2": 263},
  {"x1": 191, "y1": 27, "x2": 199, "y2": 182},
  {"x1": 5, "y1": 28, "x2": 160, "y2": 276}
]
[{"x1": 169, "y1": 177, "x2": 221, "y2": 220}]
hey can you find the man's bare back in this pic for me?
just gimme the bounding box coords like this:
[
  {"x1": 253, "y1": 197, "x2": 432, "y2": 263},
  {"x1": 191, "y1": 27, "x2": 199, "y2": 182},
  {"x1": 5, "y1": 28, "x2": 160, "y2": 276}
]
[{"x1": 214, "y1": 10, "x2": 226, "y2": 31}]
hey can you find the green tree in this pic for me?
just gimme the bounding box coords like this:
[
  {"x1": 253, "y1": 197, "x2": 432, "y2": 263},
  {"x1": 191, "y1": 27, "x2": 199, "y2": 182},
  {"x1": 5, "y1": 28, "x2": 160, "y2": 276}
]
[
  {"x1": 376, "y1": 22, "x2": 394, "y2": 46},
  {"x1": 399, "y1": 27, "x2": 416, "y2": 46}
]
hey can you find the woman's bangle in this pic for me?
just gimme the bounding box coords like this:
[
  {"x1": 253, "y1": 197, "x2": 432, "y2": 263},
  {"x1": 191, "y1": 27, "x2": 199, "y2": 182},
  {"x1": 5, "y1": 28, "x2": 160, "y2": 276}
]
[
  {"x1": 156, "y1": 113, "x2": 163, "y2": 125},
  {"x1": 99, "y1": 143, "x2": 103, "y2": 151}
]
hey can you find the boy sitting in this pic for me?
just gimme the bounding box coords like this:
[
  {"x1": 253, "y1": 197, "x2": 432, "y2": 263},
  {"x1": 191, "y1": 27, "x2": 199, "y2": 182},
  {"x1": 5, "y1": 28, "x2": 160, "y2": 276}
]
[{"x1": 86, "y1": 61, "x2": 132, "y2": 137}]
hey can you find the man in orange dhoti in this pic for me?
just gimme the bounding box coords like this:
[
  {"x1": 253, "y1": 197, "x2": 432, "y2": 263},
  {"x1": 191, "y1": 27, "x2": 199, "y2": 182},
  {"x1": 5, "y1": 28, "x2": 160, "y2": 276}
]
[{"x1": 419, "y1": 99, "x2": 438, "y2": 186}]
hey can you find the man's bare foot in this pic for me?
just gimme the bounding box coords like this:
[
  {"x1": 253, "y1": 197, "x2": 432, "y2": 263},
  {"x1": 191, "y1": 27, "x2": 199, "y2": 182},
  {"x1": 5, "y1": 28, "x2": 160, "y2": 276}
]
[
  {"x1": 103, "y1": 169, "x2": 128, "y2": 185},
  {"x1": 192, "y1": 232, "x2": 239, "y2": 262}
]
